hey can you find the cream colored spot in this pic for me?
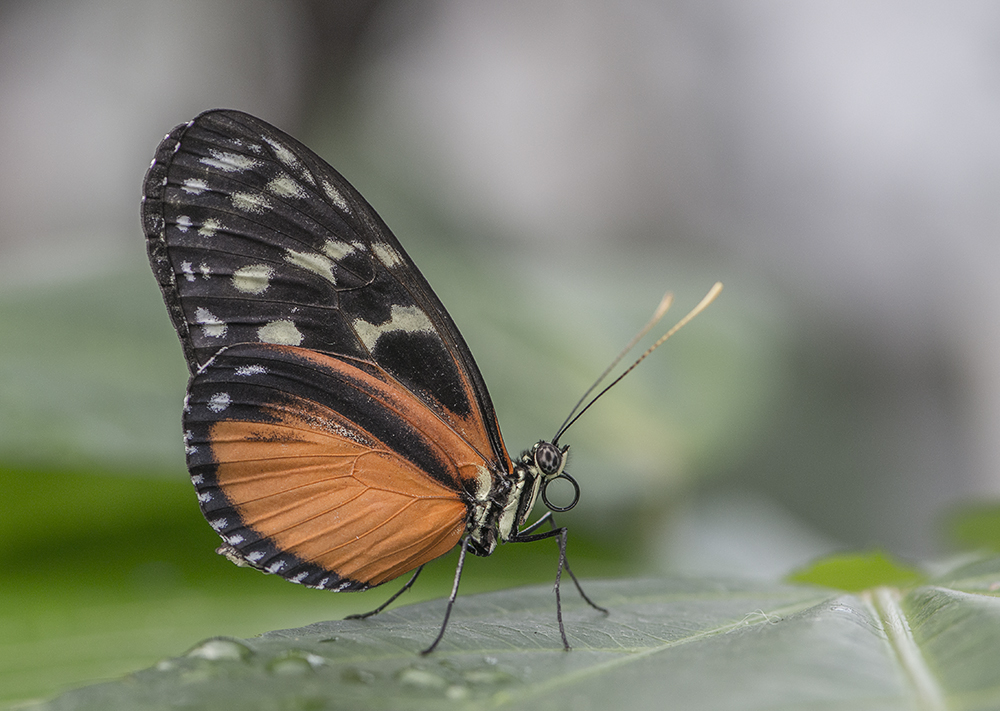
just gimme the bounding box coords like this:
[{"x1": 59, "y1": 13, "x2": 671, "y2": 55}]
[
  {"x1": 182, "y1": 178, "x2": 209, "y2": 194},
  {"x1": 372, "y1": 242, "x2": 403, "y2": 268},
  {"x1": 195, "y1": 307, "x2": 227, "y2": 338},
  {"x1": 471, "y1": 465, "x2": 493, "y2": 501},
  {"x1": 267, "y1": 173, "x2": 308, "y2": 199},
  {"x1": 321, "y1": 179, "x2": 350, "y2": 213},
  {"x1": 353, "y1": 304, "x2": 433, "y2": 352},
  {"x1": 262, "y1": 137, "x2": 312, "y2": 183},
  {"x1": 199, "y1": 263, "x2": 211, "y2": 279},
  {"x1": 232, "y1": 264, "x2": 274, "y2": 294},
  {"x1": 285, "y1": 248, "x2": 336, "y2": 286},
  {"x1": 181, "y1": 261, "x2": 196, "y2": 282},
  {"x1": 322, "y1": 240, "x2": 355, "y2": 261},
  {"x1": 208, "y1": 392, "x2": 232, "y2": 413},
  {"x1": 176, "y1": 215, "x2": 192, "y2": 232},
  {"x1": 232, "y1": 192, "x2": 270, "y2": 214},
  {"x1": 200, "y1": 150, "x2": 260, "y2": 172},
  {"x1": 198, "y1": 218, "x2": 221, "y2": 238},
  {"x1": 258, "y1": 319, "x2": 303, "y2": 345}
]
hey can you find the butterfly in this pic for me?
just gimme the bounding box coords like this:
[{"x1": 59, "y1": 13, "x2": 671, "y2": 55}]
[{"x1": 142, "y1": 109, "x2": 720, "y2": 654}]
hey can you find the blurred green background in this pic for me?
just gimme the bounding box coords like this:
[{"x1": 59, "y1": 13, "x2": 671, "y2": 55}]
[{"x1": 2, "y1": 1, "x2": 997, "y2": 706}]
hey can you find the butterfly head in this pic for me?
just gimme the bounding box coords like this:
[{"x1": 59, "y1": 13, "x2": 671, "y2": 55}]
[
  {"x1": 513, "y1": 440, "x2": 579, "y2": 523},
  {"x1": 469, "y1": 440, "x2": 577, "y2": 556}
]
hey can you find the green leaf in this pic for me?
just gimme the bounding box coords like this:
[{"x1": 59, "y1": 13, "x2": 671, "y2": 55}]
[
  {"x1": 788, "y1": 550, "x2": 925, "y2": 591},
  {"x1": 28, "y1": 557, "x2": 1000, "y2": 710},
  {"x1": 946, "y1": 503, "x2": 1000, "y2": 552}
]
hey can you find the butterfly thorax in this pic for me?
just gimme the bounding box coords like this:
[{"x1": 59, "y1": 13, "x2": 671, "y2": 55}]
[{"x1": 466, "y1": 440, "x2": 568, "y2": 557}]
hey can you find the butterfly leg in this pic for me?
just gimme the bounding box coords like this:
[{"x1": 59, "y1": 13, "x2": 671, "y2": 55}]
[
  {"x1": 511, "y1": 514, "x2": 608, "y2": 650},
  {"x1": 518, "y1": 513, "x2": 608, "y2": 614},
  {"x1": 345, "y1": 565, "x2": 425, "y2": 620},
  {"x1": 420, "y1": 536, "x2": 471, "y2": 655}
]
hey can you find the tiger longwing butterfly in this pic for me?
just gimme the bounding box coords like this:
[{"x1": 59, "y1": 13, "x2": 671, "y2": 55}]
[{"x1": 142, "y1": 109, "x2": 719, "y2": 653}]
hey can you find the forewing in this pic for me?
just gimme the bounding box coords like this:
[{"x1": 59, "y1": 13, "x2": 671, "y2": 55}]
[
  {"x1": 143, "y1": 109, "x2": 509, "y2": 469},
  {"x1": 185, "y1": 343, "x2": 498, "y2": 588}
]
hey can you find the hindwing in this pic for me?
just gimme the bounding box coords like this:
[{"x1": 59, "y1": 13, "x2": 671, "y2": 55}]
[{"x1": 185, "y1": 343, "x2": 489, "y2": 588}]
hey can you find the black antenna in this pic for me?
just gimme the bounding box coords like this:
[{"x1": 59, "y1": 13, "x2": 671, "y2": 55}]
[
  {"x1": 553, "y1": 282, "x2": 723, "y2": 444},
  {"x1": 552, "y1": 291, "x2": 675, "y2": 442}
]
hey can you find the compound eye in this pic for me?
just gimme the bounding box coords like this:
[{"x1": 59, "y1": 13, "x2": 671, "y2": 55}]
[{"x1": 534, "y1": 441, "x2": 564, "y2": 476}]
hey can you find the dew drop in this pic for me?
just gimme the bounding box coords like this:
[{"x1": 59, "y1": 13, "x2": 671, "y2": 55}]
[
  {"x1": 397, "y1": 667, "x2": 448, "y2": 690},
  {"x1": 185, "y1": 637, "x2": 252, "y2": 662},
  {"x1": 269, "y1": 656, "x2": 312, "y2": 676},
  {"x1": 268, "y1": 649, "x2": 326, "y2": 676}
]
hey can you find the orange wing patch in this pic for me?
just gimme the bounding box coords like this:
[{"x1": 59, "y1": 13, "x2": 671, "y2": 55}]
[
  {"x1": 197, "y1": 345, "x2": 502, "y2": 586},
  {"x1": 209, "y1": 407, "x2": 466, "y2": 586}
]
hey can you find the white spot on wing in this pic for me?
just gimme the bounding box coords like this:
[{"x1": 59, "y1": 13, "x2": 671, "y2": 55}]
[
  {"x1": 372, "y1": 242, "x2": 403, "y2": 268},
  {"x1": 199, "y1": 263, "x2": 211, "y2": 279},
  {"x1": 234, "y1": 364, "x2": 267, "y2": 377},
  {"x1": 246, "y1": 551, "x2": 265, "y2": 563},
  {"x1": 290, "y1": 572, "x2": 308, "y2": 583},
  {"x1": 262, "y1": 137, "x2": 311, "y2": 184},
  {"x1": 200, "y1": 149, "x2": 260, "y2": 172},
  {"x1": 182, "y1": 178, "x2": 209, "y2": 194},
  {"x1": 353, "y1": 304, "x2": 434, "y2": 352},
  {"x1": 258, "y1": 319, "x2": 303, "y2": 346},
  {"x1": 266, "y1": 560, "x2": 285, "y2": 574},
  {"x1": 199, "y1": 218, "x2": 221, "y2": 238},
  {"x1": 176, "y1": 215, "x2": 192, "y2": 232},
  {"x1": 232, "y1": 264, "x2": 274, "y2": 294},
  {"x1": 197, "y1": 491, "x2": 212, "y2": 503},
  {"x1": 210, "y1": 518, "x2": 227, "y2": 531},
  {"x1": 181, "y1": 261, "x2": 196, "y2": 282},
  {"x1": 232, "y1": 192, "x2": 270, "y2": 214},
  {"x1": 321, "y1": 179, "x2": 350, "y2": 213},
  {"x1": 195, "y1": 307, "x2": 227, "y2": 338},
  {"x1": 322, "y1": 240, "x2": 355, "y2": 261},
  {"x1": 208, "y1": 392, "x2": 231, "y2": 413},
  {"x1": 285, "y1": 248, "x2": 336, "y2": 285},
  {"x1": 267, "y1": 173, "x2": 308, "y2": 199}
]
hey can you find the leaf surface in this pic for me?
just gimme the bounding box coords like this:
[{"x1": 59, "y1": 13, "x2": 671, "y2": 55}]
[{"x1": 30, "y1": 557, "x2": 1000, "y2": 711}]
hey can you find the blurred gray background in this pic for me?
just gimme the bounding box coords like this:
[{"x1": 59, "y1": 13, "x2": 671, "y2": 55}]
[{"x1": 2, "y1": 0, "x2": 997, "y2": 579}]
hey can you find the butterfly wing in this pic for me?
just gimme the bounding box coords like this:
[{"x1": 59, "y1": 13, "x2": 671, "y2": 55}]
[
  {"x1": 142, "y1": 109, "x2": 510, "y2": 469},
  {"x1": 142, "y1": 110, "x2": 513, "y2": 585},
  {"x1": 186, "y1": 343, "x2": 491, "y2": 589}
]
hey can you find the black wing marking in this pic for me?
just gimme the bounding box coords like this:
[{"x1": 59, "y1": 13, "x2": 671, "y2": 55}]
[{"x1": 142, "y1": 109, "x2": 509, "y2": 466}]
